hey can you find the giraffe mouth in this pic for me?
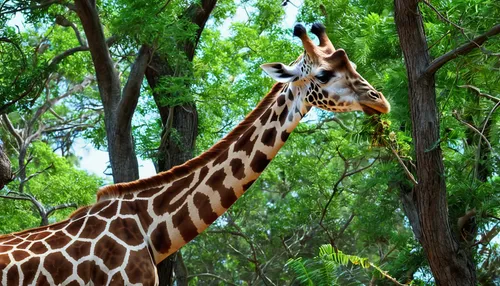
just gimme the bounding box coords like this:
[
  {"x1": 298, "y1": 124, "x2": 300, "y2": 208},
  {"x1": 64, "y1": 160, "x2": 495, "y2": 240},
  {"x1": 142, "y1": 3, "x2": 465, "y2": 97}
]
[{"x1": 361, "y1": 105, "x2": 382, "y2": 116}]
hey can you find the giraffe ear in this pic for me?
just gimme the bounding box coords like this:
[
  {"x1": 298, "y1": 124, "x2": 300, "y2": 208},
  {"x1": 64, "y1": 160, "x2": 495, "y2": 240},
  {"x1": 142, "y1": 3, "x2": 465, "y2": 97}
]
[{"x1": 260, "y1": 62, "x2": 300, "y2": 83}]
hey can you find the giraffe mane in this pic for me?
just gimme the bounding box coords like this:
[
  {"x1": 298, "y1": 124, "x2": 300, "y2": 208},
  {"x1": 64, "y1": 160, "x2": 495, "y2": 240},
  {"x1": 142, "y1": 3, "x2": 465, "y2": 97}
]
[{"x1": 96, "y1": 82, "x2": 285, "y2": 201}]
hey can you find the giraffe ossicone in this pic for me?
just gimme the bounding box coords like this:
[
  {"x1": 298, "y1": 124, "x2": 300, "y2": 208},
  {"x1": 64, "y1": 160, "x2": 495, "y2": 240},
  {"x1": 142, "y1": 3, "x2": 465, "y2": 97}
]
[{"x1": 0, "y1": 23, "x2": 390, "y2": 285}]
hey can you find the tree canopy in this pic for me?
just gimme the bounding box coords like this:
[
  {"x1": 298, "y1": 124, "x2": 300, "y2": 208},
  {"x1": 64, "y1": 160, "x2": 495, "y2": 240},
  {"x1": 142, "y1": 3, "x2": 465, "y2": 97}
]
[{"x1": 0, "y1": 0, "x2": 498, "y2": 285}]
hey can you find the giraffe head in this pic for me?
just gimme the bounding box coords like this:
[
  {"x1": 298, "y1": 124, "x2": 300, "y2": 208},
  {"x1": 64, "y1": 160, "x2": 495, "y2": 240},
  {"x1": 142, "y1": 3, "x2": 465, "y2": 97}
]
[{"x1": 261, "y1": 23, "x2": 390, "y2": 115}]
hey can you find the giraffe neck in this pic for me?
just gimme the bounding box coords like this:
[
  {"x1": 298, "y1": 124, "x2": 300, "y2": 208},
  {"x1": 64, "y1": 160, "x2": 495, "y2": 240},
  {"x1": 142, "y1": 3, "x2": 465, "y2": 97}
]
[{"x1": 132, "y1": 82, "x2": 309, "y2": 263}]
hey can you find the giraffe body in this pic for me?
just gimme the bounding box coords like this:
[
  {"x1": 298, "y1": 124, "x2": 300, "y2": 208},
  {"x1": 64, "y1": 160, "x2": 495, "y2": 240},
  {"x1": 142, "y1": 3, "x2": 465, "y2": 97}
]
[{"x1": 0, "y1": 23, "x2": 390, "y2": 285}]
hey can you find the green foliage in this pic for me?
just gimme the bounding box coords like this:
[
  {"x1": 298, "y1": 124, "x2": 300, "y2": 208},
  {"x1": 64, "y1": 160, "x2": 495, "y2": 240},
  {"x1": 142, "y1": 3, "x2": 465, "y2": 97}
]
[
  {"x1": 1, "y1": 0, "x2": 499, "y2": 284},
  {"x1": 287, "y1": 244, "x2": 399, "y2": 285},
  {"x1": 0, "y1": 141, "x2": 102, "y2": 234}
]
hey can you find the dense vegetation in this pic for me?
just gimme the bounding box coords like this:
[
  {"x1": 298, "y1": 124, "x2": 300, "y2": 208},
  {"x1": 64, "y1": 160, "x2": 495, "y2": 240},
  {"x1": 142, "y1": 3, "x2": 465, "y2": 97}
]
[{"x1": 1, "y1": 0, "x2": 498, "y2": 285}]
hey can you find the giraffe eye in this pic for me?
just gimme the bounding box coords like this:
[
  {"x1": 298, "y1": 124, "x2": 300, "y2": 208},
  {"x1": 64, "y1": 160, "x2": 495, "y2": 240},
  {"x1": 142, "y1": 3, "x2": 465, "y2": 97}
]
[{"x1": 315, "y1": 70, "x2": 335, "y2": 84}]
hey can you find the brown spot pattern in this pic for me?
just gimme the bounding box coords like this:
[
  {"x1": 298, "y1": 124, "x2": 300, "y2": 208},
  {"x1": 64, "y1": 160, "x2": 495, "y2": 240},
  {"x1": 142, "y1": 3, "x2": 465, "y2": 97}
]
[
  {"x1": 121, "y1": 199, "x2": 153, "y2": 232},
  {"x1": 26, "y1": 232, "x2": 50, "y2": 241},
  {"x1": 29, "y1": 242, "x2": 48, "y2": 255},
  {"x1": 109, "y1": 272, "x2": 125, "y2": 285},
  {"x1": 109, "y1": 218, "x2": 144, "y2": 246},
  {"x1": 281, "y1": 131, "x2": 290, "y2": 142},
  {"x1": 89, "y1": 261, "x2": 108, "y2": 285},
  {"x1": 17, "y1": 241, "x2": 30, "y2": 249},
  {"x1": 206, "y1": 169, "x2": 237, "y2": 209},
  {"x1": 66, "y1": 240, "x2": 91, "y2": 260},
  {"x1": 136, "y1": 186, "x2": 162, "y2": 198},
  {"x1": 79, "y1": 216, "x2": 106, "y2": 239},
  {"x1": 193, "y1": 193, "x2": 218, "y2": 225},
  {"x1": 261, "y1": 128, "x2": 277, "y2": 147},
  {"x1": 7, "y1": 266, "x2": 19, "y2": 285},
  {"x1": 20, "y1": 257, "x2": 39, "y2": 285},
  {"x1": 12, "y1": 250, "x2": 29, "y2": 261},
  {"x1": 94, "y1": 236, "x2": 126, "y2": 270},
  {"x1": 234, "y1": 126, "x2": 257, "y2": 156},
  {"x1": 277, "y1": 94, "x2": 286, "y2": 106},
  {"x1": 279, "y1": 106, "x2": 288, "y2": 125},
  {"x1": 250, "y1": 150, "x2": 270, "y2": 173},
  {"x1": 213, "y1": 148, "x2": 229, "y2": 165},
  {"x1": 230, "y1": 158, "x2": 245, "y2": 180},
  {"x1": 66, "y1": 218, "x2": 85, "y2": 236},
  {"x1": 44, "y1": 252, "x2": 72, "y2": 285},
  {"x1": 153, "y1": 173, "x2": 195, "y2": 216},
  {"x1": 150, "y1": 222, "x2": 171, "y2": 254},
  {"x1": 271, "y1": 111, "x2": 279, "y2": 122},
  {"x1": 260, "y1": 108, "x2": 272, "y2": 125},
  {"x1": 125, "y1": 249, "x2": 156, "y2": 285},
  {"x1": 172, "y1": 204, "x2": 198, "y2": 243},
  {"x1": 99, "y1": 201, "x2": 119, "y2": 219},
  {"x1": 243, "y1": 180, "x2": 256, "y2": 191},
  {"x1": 46, "y1": 233, "x2": 71, "y2": 250}
]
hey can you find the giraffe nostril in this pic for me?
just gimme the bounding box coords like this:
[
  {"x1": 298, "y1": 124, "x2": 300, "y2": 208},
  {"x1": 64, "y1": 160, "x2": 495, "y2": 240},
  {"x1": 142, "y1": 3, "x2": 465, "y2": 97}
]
[{"x1": 368, "y1": 90, "x2": 380, "y2": 100}]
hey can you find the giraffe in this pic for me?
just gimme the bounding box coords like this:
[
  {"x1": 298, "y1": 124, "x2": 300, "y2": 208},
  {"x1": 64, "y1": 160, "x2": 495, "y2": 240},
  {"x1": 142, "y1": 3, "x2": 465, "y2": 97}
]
[{"x1": 0, "y1": 23, "x2": 390, "y2": 285}]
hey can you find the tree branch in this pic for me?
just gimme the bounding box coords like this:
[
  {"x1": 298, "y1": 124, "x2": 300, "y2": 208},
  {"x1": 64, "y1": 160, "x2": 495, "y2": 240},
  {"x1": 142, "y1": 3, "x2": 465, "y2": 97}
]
[
  {"x1": 1, "y1": 114, "x2": 22, "y2": 147},
  {"x1": 187, "y1": 273, "x2": 238, "y2": 286},
  {"x1": 0, "y1": 0, "x2": 61, "y2": 15},
  {"x1": 117, "y1": 45, "x2": 151, "y2": 134},
  {"x1": 452, "y1": 110, "x2": 497, "y2": 159},
  {"x1": 48, "y1": 36, "x2": 116, "y2": 68},
  {"x1": 425, "y1": 24, "x2": 500, "y2": 75},
  {"x1": 24, "y1": 163, "x2": 54, "y2": 183},
  {"x1": 29, "y1": 76, "x2": 94, "y2": 128},
  {"x1": 458, "y1": 85, "x2": 500, "y2": 103},
  {"x1": 55, "y1": 15, "x2": 86, "y2": 47},
  {"x1": 46, "y1": 202, "x2": 78, "y2": 217}
]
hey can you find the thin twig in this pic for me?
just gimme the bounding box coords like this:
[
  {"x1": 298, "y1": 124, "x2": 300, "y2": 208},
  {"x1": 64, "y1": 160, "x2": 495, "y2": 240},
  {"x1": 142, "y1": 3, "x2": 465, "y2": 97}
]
[
  {"x1": 187, "y1": 273, "x2": 238, "y2": 286},
  {"x1": 452, "y1": 110, "x2": 497, "y2": 159},
  {"x1": 458, "y1": 85, "x2": 500, "y2": 103},
  {"x1": 387, "y1": 142, "x2": 418, "y2": 185}
]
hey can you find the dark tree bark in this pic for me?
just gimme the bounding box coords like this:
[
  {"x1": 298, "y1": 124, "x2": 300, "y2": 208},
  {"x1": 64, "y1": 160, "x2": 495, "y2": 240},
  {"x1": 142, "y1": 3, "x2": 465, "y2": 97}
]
[
  {"x1": 394, "y1": 0, "x2": 485, "y2": 284},
  {"x1": 74, "y1": 0, "x2": 151, "y2": 183},
  {"x1": 0, "y1": 145, "x2": 12, "y2": 190},
  {"x1": 145, "y1": 1, "x2": 217, "y2": 285}
]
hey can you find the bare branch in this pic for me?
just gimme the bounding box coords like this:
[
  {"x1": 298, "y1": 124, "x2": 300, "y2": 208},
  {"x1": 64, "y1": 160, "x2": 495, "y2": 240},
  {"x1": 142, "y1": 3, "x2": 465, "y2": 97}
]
[
  {"x1": 187, "y1": 273, "x2": 238, "y2": 286},
  {"x1": 0, "y1": 194, "x2": 31, "y2": 201},
  {"x1": 0, "y1": 80, "x2": 39, "y2": 115},
  {"x1": 296, "y1": 117, "x2": 352, "y2": 134},
  {"x1": 55, "y1": 15, "x2": 86, "y2": 46},
  {"x1": 458, "y1": 85, "x2": 500, "y2": 103},
  {"x1": 29, "y1": 75, "x2": 94, "y2": 127},
  {"x1": 208, "y1": 225, "x2": 276, "y2": 286},
  {"x1": 48, "y1": 36, "x2": 116, "y2": 68},
  {"x1": 337, "y1": 212, "x2": 356, "y2": 238},
  {"x1": 46, "y1": 202, "x2": 78, "y2": 217},
  {"x1": 387, "y1": 142, "x2": 418, "y2": 185},
  {"x1": 1, "y1": 114, "x2": 22, "y2": 147},
  {"x1": 425, "y1": 24, "x2": 500, "y2": 75},
  {"x1": 452, "y1": 110, "x2": 497, "y2": 159},
  {"x1": 320, "y1": 152, "x2": 378, "y2": 226},
  {"x1": 24, "y1": 163, "x2": 54, "y2": 183}
]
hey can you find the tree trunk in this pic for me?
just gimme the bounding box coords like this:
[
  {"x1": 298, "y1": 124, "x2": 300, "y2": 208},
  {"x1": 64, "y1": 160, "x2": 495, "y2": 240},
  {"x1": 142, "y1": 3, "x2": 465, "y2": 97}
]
[
  {"x1": 0, "y1": 145, "x2": 12, "y2": 190},
  {"x1": 75, "y1": 0, "x2": 151, "y2": 184},
  {"x1": 394, "y1": 0, "x2": 476, "y2": 284},
  {"x1": 145, "y1": 1, "x2": 217, "y2": 284}
]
